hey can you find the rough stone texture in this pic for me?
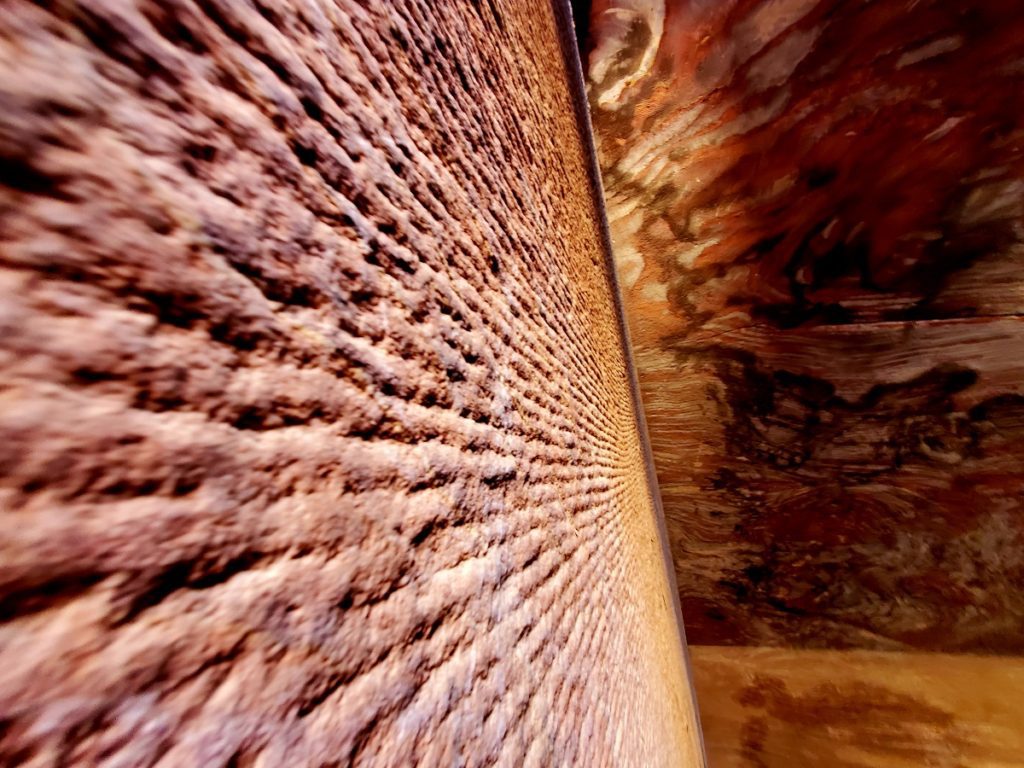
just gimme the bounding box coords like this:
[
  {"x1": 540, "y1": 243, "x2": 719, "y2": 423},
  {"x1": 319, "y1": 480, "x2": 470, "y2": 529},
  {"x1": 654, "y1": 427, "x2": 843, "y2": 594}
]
[
  {"x1": 0, "y1": 1, "x2": 703, "y2": 765},
  {"x1": 586, "y1": 0, "x2": 1024, "y2": 653}
]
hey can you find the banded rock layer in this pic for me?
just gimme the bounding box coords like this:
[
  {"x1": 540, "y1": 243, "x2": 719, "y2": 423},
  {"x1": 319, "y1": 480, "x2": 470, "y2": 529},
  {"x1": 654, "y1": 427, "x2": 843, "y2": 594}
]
[
  {"x1": 588, "y1": 0, "x2": 1024, "y2": 652},
  {"x1": 0, "y1": 1, "x2": 702, "y2": 765}
]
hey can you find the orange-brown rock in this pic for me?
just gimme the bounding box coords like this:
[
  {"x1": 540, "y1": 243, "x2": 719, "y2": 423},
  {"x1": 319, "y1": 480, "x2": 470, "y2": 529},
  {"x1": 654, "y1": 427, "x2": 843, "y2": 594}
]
[
  {"x1": 691, "y1": 645, "x2": 1024, "y2": 768},
  {"x1": 587, "y1": 0, "x2": 1024, "y2": 653},
  {"x1": 0, "y1": 1, "x2": 703, "y2": 765}
]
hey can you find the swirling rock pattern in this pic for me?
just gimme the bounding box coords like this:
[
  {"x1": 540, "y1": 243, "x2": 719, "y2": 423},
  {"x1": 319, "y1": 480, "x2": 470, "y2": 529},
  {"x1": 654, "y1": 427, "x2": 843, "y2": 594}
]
[
  {"x1": 587, "y1": 0, "x2": 1024, "y2": 651},
  {"x1": 0, "y1": 1, "x2": 703, "y2": 765}
]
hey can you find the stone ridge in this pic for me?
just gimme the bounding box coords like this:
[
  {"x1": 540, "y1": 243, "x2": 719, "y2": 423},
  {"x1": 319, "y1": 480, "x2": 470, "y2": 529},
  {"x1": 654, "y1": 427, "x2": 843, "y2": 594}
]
[{"x1": 0, "y1": 1, "x2": 701, "y2": 766}]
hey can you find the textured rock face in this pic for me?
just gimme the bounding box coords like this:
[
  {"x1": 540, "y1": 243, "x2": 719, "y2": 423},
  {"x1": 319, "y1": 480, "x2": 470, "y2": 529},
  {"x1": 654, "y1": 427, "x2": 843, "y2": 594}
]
[
  {"x1": 587, "y1": 0, "x2": 1024, "y2": 652},
  {"x1": 0, "y1": 1, "x2": 703, "y2": 765}
]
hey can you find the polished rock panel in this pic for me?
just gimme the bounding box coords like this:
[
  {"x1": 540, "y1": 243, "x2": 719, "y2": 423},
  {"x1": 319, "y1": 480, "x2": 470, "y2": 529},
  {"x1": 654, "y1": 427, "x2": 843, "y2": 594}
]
[{"x1": 691, "y1": 645, "x2": 1024, "y2": 768}]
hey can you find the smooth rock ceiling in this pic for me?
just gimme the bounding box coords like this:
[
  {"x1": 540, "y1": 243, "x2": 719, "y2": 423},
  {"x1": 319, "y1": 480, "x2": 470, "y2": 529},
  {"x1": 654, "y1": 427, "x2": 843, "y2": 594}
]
[{"x1": 586, "y1": 0, "x2": 1024, "y2": 653}]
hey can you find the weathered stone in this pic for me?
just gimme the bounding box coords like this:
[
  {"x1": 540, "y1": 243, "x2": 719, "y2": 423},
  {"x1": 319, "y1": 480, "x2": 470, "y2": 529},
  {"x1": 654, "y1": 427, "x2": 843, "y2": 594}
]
[
  {"x1": 0, "y1": 1, "x2": 702, "y2": 765},
  {"x1": 587, "y1": 0, "x2": 1024, "y2": 653}
]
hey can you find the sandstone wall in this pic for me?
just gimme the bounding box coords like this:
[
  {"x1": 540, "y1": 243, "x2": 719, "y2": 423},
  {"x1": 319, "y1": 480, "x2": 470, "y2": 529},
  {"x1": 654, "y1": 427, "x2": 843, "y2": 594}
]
[
  {"x1": 587, "y1": 0, "x2": 1024, "y2": 653},
  {"x1": 585, "y1": 1, "x2": 1024, "y2": 765},
  {"x1": 0, "y1": 1, "x2": 702, "y2": 765}
]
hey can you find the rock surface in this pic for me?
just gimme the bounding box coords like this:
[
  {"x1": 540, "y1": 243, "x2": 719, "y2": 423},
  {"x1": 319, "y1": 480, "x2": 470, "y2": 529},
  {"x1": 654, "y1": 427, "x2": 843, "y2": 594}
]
[
  {"x1": 0, "y1": 1, "x2": 702, "y2": 765},
  {"x1": 587, "y1": 0, "x2": 1024, "y2": 652},
  {"x1": 691, "y1": 645, "x2": 1024, "y2": 768}
]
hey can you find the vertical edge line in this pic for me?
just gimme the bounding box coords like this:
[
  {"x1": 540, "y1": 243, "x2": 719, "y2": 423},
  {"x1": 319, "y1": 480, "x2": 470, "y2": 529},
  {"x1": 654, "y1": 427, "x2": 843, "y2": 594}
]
[{"x1": 548, "y1": 1, "x2": 708, "y2": 764}]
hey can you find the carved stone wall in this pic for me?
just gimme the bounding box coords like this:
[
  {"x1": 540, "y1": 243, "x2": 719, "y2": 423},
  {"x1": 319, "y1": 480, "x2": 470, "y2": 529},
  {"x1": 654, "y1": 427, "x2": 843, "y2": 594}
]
[
  {"x1": 586, "y1": 1, "x2": 1024, "y2": 765},
  {"x1": 587, "y1": 0, "x2": 1024, "y2": 653},
  {"x1": 0, "y1": 1, "x2": 702, "y2": 765}
]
